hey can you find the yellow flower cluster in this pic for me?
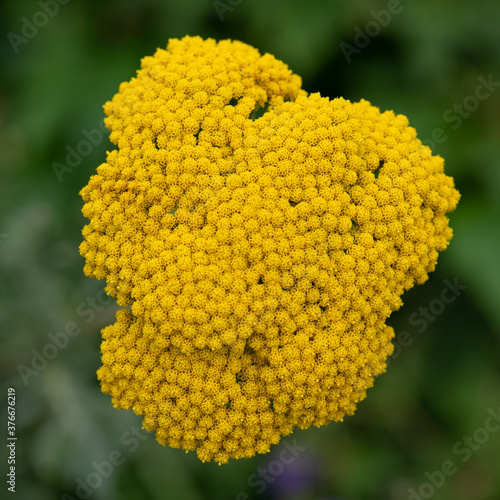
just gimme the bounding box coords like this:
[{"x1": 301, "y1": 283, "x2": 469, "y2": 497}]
[{"x1": 80, "y1": 36, "x2": 460, "y2": 464}]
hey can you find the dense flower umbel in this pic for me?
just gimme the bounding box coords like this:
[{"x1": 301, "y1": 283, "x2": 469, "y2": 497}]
[{"x1": 80, "y1": 36, "x2": 460, "y2": 463}]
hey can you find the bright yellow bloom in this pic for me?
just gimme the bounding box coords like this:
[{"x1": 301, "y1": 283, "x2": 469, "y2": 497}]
[{"x1": 80, "y1": 35, "x2": 460, "y2": 464}]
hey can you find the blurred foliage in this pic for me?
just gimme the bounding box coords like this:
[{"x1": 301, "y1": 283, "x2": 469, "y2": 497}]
[{"x1": 1, "y1": 0, "x2": 499, "y2": 499}]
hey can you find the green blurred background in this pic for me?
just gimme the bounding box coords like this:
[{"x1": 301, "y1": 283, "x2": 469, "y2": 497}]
[{"x1": 1, "y1": 0, "x2": 499, "y2": 499}]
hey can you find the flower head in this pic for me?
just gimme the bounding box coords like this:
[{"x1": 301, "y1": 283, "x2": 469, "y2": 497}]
[{"x1": 80, "y1": 36, "x2": 460, "y2": 463}]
